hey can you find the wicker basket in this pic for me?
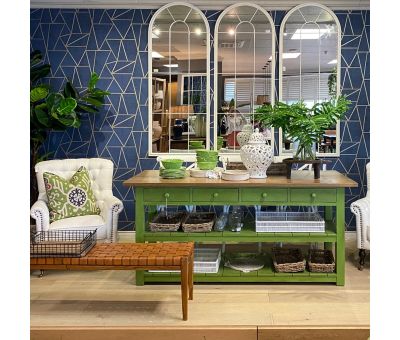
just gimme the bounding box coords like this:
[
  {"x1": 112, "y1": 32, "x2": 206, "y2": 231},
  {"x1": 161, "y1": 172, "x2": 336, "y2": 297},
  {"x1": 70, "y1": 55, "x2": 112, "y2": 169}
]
[
  {"x1": 182, "y1": 212, "x2": 216, "y2": 232},
  {"x1": 149, "y1": 211, "x2": 186, "y2": 232},
  {"x1": 308, "y1": 249, "x2": 335, "y2": 273},
  {"x1": 272, "y1": 248, "x2": 305, "y2": 273}
]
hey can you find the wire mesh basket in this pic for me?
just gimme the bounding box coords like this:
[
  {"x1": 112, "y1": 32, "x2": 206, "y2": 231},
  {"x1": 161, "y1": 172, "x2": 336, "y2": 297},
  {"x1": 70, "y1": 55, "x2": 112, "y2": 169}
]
[
  {"x1": 30, "y1": 230, "x2": 97, "y2": 258},
  {"x1": 149, "y1": 246, "x2": 221, "y2": 274},
  {"x1": 256, "y1": 211, "x2": 325, "y2": 233}
]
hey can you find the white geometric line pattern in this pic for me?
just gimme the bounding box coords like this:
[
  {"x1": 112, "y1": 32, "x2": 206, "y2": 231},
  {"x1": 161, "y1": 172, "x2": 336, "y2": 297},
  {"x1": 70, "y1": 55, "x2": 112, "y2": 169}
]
[{"x1": 30, "y1": 8, "x2": 369, "y2": 230}]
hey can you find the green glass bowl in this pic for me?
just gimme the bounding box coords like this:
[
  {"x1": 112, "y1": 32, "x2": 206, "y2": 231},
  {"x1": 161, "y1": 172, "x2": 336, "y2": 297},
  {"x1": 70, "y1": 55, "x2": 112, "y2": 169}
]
[
  {"x1": 189, "y1": 141, "x2": 204, "y2": 146},
  {"x1": 196, "y1": 150, "x2": 219, "y2": 158},
  {"x1": 161, "y1": 159, "x2": 184, "y2": 169},
  {"x1": 197, "y1": 161, "x2": 217, "y2": 170},
  {"x1": 197, "y1": 156, "x2": 218, "y2": 163}
]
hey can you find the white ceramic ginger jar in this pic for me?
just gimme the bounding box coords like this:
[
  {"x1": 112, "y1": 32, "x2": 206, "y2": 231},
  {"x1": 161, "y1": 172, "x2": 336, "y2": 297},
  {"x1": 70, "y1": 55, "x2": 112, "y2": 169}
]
[
  {"x1": 237, "y1": 119, "x2": 253, "y2": 147},
  {"x1": 240, "y1": 128, "x2": 273, "y2": 178}
]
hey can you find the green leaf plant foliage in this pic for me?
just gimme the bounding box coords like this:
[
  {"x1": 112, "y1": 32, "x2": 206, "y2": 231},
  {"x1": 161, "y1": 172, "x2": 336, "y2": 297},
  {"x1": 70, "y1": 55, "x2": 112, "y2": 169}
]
[
  {"x1": 255, "y1": 96, "x2": 351, "y2": 160},
  {"x1": 30, "y1": 50, "x2": 110, "y2": 205}
]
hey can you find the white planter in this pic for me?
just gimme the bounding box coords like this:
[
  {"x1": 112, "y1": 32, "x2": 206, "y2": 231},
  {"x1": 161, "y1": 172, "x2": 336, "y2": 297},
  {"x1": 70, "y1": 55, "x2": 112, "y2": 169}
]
[{"x1": 240, "y1": 128, "x2": 273, "y2": 179}]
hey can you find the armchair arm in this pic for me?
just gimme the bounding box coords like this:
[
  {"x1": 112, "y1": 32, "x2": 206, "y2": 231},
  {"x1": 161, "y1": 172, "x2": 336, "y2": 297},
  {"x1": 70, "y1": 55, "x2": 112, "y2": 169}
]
[
  {"x1": 99, "y1": 196, "x2": 124, "y2": 243},
  {"x1": 350, "y1": 197, "x2": 370, "y2": 250},
  {"x1": 30, "y1": 200, "x2": 50, "y2": 232}
]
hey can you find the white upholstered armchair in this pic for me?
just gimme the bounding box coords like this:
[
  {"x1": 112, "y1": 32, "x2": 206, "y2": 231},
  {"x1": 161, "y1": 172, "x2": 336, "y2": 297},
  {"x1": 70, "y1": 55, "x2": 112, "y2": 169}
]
[
  {"x1": 350, "y1": 162, "x2": 370, "y2": 270},
  {"x1": 30, "y1": 158, "x2": 124, "y2": 243}
]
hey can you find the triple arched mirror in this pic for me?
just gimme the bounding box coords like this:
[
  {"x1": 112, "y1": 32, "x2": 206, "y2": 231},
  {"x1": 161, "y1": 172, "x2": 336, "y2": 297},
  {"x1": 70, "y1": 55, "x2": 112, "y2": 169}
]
[{"x1": 148, "y1": 2, "x2": 341, "y2": 159}]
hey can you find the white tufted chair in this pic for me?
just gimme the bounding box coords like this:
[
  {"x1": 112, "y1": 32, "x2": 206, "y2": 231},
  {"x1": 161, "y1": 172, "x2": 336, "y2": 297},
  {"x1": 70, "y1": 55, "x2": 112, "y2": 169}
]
[
  {"x1": 350, "y1": 162, "x2": 370, "y2": 270},
  {"x1": 30, "y1": 158, "x2": 124, "y2": 243}
]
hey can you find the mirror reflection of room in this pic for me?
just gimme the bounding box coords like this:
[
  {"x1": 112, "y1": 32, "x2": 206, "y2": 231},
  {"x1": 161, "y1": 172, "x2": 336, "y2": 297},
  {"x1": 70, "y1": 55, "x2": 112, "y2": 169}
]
[
  {"x1": 150, "y1": 4, "x2": 209, "y2": 154},
  {"x1": 215, "y1": 4, "x2": 275, "y2": 153},
  {"x1": 280, "y1": 4, "x2": 340, "y2": 156}
]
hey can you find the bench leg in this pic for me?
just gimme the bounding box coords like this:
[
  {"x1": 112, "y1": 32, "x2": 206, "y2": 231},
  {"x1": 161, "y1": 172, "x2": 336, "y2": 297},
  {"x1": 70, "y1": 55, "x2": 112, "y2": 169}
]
[
  {"x1": 189, "y1": 252, "x2": 194, "y2": 300},
  {"x1": 180, "y1": 257, "x2": 189, "y2": 321}
]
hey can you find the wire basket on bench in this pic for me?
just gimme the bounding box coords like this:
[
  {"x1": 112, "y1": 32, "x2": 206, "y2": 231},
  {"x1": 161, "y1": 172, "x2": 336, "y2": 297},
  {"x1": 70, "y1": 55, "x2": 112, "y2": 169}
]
[
  {"x1": 182, "y1": 212, "x2": 216, "y2": 232},
  {"x1": 30, "y1": 230, "x2": 97, "y2": 258},
  {"x1": 272, "y1": 247, "x2": 305, "y2": 273},
  {"x1": 149, "y1": 211, "x2": 187, "y2": 232},
  {"x1": 308, "y1": 249, "x2": 335, "y2": 273}
]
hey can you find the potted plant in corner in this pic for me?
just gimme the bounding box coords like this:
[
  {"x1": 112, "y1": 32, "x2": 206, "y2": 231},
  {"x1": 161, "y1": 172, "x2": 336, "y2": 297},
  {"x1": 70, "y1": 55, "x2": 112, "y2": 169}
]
[
  {"x1": 30, "y1": 50, "x2": 110, "y2": 206},
  {"x1": 255, "y1": 96, "x2": 350, "y2": 179}
]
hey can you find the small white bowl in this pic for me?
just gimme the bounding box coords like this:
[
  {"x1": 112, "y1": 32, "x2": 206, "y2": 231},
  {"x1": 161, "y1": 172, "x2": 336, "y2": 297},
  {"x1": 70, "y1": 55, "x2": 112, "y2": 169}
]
[{"x1": 221, "y1": 170, "x2": 250, "y2": 181}]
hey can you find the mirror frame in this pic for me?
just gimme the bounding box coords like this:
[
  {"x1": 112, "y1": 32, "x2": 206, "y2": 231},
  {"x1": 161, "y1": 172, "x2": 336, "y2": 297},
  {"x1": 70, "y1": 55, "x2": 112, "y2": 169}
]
[
  {"x1": 278, "y1": 2, "x2": 341, "y2": 158},
  {"x1": 214, "y1": 2, "x2": 276, "y2": 159},
  {"x1": 148, "y1": 2, "x2": 210, "y2": 159}
]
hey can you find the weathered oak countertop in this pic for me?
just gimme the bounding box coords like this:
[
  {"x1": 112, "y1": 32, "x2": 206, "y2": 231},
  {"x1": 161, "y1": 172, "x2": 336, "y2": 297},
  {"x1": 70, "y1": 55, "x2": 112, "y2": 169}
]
[{"x1": 123, "y1": 170, "x2": 358, "y2": 188}]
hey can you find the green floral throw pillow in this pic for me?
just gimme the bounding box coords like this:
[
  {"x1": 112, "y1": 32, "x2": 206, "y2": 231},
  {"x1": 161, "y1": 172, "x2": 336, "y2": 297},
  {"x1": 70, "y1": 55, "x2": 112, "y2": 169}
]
[{"x1": 43, "y1": 166, "x2": 100, "y2": 223}]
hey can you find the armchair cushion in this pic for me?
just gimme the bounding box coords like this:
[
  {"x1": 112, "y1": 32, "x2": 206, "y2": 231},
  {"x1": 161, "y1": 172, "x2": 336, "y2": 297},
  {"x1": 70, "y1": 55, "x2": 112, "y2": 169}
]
[
  {"x1": 43, "y1": 166, "x2": 100, "y2": 222},
  {"x1": 49, "y1": 215, "x2": 106, "y2": 239}
]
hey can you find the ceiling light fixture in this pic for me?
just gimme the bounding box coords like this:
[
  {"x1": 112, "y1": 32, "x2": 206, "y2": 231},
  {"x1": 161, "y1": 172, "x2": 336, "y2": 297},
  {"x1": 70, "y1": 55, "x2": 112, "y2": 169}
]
[
  {"x1": 163, "y1": 64, "x2": 179, "y2": 68},
  {"x1": 291, "y1": 28, "x2": 330, "y2": 40},
  {"x1": 328, "y1": 59, "x2": 337, "y2": 64},
  {"x1": 228, "y1": 29, "x2": 235, "y2": 36},
  {"x1": 194, "y1": 28, "x2": 202, "y2": 35},
  {"x1": 152, "y1": 51, "x2": 164, "y2": 59},
  {"x1": 282, "y1": 52, "x2": 301, "y2": 59}
]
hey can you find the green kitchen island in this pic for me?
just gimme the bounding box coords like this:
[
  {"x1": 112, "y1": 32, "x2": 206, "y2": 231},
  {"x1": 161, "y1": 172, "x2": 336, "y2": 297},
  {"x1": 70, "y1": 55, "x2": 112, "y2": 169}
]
[{"x1": 123, "y1": 170, "x2": 358, "y2": 286}]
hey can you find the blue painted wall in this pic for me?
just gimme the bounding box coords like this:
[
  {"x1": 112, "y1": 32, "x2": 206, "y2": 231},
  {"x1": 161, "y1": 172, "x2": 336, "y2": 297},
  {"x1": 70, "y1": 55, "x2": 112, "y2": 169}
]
[{"x1": 30, "y1": 8, "x2": 369, "y2": 230}]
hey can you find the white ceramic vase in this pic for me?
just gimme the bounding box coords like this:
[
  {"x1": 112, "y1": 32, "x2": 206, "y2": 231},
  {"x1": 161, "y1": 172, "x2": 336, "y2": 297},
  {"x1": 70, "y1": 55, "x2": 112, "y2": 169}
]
[
  {"x1": 237, "y1": 121, "x2": 253, "y2": 147},
  {"x1": 152, "y1": 121, "x2": 162, "y2": 139},
  {"x1": 240, "y1": 128, "x2": 273, "y2": 179}
]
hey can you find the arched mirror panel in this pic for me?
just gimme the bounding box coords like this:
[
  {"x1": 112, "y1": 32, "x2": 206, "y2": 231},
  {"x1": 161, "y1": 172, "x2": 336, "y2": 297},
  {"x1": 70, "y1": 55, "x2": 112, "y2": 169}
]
[
  {"x1": 149, "y1": 3, "x2": 210, "y2": 156},
  {"x1": 279, "y1": 3, "x2": 341, "y2": 157},
  {"x1": 214, "y1": 3, "x2": 275, "y2": 155}
]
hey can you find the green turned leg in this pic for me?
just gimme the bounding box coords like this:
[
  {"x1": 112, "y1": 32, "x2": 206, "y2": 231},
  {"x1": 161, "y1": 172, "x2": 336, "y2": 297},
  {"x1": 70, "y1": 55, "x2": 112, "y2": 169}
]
[
  {"x1": 135, "y1": 187, "x2": 145, "y2": 286},
  {"x1": 336, "y1": 188, "x2": 345, "y2": 286},
  {"x1": 324, "y1": 206, "x2": 333, "y2": 251}
]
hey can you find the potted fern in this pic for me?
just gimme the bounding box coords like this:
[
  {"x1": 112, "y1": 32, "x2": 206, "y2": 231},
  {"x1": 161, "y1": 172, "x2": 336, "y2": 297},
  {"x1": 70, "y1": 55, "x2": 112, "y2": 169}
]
[{"x1": 255, "y1": 96, "x2": 350, "y2": 178}]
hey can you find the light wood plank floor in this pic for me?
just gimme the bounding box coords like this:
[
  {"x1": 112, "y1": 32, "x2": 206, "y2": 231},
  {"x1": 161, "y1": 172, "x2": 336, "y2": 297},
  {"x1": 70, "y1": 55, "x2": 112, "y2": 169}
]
[{"x1": 31, "y1": 236, "x2": 369, "y2": 328}]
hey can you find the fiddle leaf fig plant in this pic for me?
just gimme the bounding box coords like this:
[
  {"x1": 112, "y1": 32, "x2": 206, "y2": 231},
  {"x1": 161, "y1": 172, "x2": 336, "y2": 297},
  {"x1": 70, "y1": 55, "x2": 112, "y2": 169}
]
[
  {"x1": 30, "y1": 50, "x2": 110, "y2": 205},
  {"x1": 255, "y1": 96, "x2": 351, "y2": 160}
]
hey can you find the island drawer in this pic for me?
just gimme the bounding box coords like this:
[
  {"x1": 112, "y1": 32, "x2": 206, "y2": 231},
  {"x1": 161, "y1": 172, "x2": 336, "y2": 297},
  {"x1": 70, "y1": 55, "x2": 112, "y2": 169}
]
[
  {"x1": 241, "y1": 188, "x2": 288, "y2": 203},
  {"x1": 192, "y1": 188, "x2": 239, "y2": 203},
  {"x1": 143, "y1": 188, "x2": 190, "y2": 203},
  {"x1": 289, "y1": 189, "x2": 337, "y2": 204}
]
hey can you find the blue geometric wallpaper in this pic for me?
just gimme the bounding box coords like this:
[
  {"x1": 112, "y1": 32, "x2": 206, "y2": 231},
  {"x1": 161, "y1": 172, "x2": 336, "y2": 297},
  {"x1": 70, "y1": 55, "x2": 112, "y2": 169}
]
[{"x1": 30, "y1": 8, "x2": 369, "y2": 231}]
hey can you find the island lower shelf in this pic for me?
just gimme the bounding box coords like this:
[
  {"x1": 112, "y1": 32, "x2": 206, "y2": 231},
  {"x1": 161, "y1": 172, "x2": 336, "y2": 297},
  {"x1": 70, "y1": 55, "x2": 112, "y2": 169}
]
[
  {"x1": 143, "y1": 221, "x2": 337, "y2": 243},
  {"x1": 144, "y1": 264, "x2": 337, "y2": 283}
]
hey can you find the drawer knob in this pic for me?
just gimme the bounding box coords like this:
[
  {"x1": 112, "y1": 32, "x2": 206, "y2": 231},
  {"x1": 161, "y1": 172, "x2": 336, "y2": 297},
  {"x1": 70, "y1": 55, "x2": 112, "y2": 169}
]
[
  {"x1": 164, "y1": 193, "x2": 170, "y2": 199},
  {"x1": 311, "y1": 193, "x2": 317, "y2": 198},
  {"x1": 213, "y1": 192, "x2": 219, "y2": 198},
  {"x1": 262, "y1": 193, "x2": 268, "y2": 198}
]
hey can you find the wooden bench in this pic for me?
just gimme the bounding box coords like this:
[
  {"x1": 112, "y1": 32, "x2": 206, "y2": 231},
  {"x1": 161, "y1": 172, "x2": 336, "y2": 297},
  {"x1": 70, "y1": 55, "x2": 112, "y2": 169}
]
[{"x1": 30, "y1": 242, "x2": 194, "y2": 320}]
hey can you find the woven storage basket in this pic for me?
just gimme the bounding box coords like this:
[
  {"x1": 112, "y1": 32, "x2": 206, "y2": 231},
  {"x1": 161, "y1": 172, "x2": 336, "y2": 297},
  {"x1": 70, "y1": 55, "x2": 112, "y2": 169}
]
[
  {"x1": 308, "y1": 249, "x2": 335, "y2": 273},
  {"x1": 182, "y1": 212, "x2": 216, "y2": 232},
  {"x1": 272, "y1": 248, "x2": 305, "y2": 273},
  {"x1": 149, "y1": 211, "x2": 186, "y2": 232}
]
